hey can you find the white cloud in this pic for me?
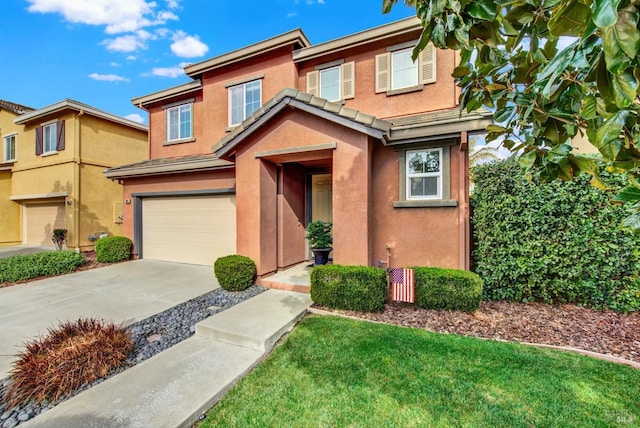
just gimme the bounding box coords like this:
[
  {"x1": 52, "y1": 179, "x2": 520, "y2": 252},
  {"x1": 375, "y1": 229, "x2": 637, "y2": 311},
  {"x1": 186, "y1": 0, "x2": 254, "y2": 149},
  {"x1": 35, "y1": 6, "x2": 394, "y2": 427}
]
[
  {"x1": 88, "y1": 73, "x2": 129, "y2": 82},
  {"x1": 166, "y1": 0, "x2": 180, "y2": 8},
  {"x1": 103, "y1": 34, "x2": 145, "y2": 52},
  {"x1": 148, "y1": 66, "x2": 184, "y2": 78},
  {"x1": 155, "y1": 28, "x2": 170, "y2": 38},
  {"x1": 109, "y1": 61, "x2": 120, "y2": 67},
  {"x1": 126, "y1": 55, "x2": 137, "y2": 61},
  {"x1": 124, "y1": 113, "x2": 145, "y2": 123},
  {"x1": 286, "y1": 12, "x2": 297, "y2": 18},
  {"x1": 170, "y1": 30, "x2": 208, "y2": 58}
]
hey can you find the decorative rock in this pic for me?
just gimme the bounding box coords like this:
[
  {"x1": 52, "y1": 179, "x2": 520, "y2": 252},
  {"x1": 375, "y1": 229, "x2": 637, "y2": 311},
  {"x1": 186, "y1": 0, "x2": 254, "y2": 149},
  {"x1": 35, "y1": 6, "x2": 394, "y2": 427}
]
[
  {"x1": 2, "y1": 417, "x2": 18, "y2": 428},
  {"x1": 16, "y1": 412, "x2": 29, "y2": 422},
  {"x1": 0, "y1": 412, "x2": 14, "y2": 421},
  {"x1": 146, "y1": 334, "x2": 162, "y2": 343}
]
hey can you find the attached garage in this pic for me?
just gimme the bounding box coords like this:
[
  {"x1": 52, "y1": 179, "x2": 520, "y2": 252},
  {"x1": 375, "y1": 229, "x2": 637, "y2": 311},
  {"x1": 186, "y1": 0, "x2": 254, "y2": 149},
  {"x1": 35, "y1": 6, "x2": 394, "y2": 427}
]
[
  {"x1": 25, "y1": 201, "x2": 66, "y2": 246},
  {"x1": 141, "y1": 194, "x2": 236, "y2": 265}
]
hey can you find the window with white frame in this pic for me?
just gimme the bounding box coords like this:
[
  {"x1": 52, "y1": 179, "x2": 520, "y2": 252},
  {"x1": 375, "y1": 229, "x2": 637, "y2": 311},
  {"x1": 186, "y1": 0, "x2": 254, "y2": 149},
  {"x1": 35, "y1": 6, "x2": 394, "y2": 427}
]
[
  {"x1": 319, "y1": 66, "x2": 341, "y2": 101},
  {"x1": 391, "y1": 48, "x2": 418, "y2": 90},
  {"x1": 3, "y1": 133, "x2": 16, "y2": 162},
  {"x1": 406, "y1": 148, "x2": 442, "y2": 199},
  {"x1": 229, "y1": 80, "x2": 261, "y2": 126},
  {"x1": 43, "y1": 122, "x2": 57, "y2": 154},
  {"x1": 166, "y1": 103, "x2": 192, "y2": 142}
]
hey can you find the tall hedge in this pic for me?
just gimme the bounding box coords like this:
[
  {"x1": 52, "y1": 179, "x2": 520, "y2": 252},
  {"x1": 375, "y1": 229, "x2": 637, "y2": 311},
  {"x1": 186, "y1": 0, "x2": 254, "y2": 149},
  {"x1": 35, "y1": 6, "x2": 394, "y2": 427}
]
[{"x1": 471, "y1": 161, "x2": 640, "y2": 312}]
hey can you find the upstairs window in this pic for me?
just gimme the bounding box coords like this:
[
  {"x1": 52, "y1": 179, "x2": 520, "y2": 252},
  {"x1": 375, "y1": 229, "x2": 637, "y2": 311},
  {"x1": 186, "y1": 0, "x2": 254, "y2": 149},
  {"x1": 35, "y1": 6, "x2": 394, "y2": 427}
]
[
  {"x1": 375, "y1": 42, "x2": 436, "y2": 94},
  {"x1": 166, "y1": 103, "x2": 192, "y2": 142},
  {"x1": 35, "y1": 120, "x2": 65, "y2": 155},
  {"x1": 229, "y1": 80, "x2": 261, "y2": 127},
  {"x1": 3, "y1": 133, "x2": 16, "y2": 162},
  {"x1": 307, "y1": 61, "x2": 355, "y2": 101},
  {"x1": 406, "y1": 148, "x2": 442, "y2": 200}
]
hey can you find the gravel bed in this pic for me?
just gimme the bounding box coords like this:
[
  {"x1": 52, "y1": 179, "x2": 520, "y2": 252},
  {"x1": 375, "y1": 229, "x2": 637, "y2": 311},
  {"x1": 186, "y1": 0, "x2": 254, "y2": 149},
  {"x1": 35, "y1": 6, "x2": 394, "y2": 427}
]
[{"x1": 0, "y1": 285, "x2": 265, "y2": 428}]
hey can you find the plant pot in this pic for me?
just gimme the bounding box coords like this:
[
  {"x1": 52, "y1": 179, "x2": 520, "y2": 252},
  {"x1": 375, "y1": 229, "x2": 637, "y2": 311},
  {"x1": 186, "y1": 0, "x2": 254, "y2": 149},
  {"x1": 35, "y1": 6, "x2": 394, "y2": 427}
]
[{"x1": 311, "y1": 248, "x2": 331, "y2": 266}]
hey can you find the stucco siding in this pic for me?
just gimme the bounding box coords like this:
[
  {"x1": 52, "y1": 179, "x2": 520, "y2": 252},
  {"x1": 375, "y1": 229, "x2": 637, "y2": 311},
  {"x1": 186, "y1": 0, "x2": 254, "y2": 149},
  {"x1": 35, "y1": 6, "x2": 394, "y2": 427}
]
[
  {"x1": 80, "y1": 115, "x2": 148, "y2": 167},
  {"x1": 0, "y1": 171, "x2": 21, "y2": 246}
]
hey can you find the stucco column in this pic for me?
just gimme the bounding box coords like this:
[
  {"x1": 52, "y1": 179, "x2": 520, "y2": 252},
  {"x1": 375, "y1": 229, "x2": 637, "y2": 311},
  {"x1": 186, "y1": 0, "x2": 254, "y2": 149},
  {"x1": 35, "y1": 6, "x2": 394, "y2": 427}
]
[{"x1": 332, "y1": 136, "x2": 371, "y2": 266}]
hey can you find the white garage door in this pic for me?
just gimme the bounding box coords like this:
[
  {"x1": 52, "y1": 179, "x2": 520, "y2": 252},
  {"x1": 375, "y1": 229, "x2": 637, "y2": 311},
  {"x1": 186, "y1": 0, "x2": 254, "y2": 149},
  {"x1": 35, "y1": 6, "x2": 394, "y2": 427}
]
[
  {"x1": 142, "y1": 195, "x2": 236, "y2": 265},
  {"x1": 25, "y1": 202, "x2": 66, "y2": 246}
]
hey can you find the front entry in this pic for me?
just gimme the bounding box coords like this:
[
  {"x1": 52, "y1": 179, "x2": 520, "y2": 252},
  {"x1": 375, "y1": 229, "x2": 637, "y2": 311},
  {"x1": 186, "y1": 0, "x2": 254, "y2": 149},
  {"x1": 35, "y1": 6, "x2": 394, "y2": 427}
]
[{"x1": 309, "y1": 173, "x2": 332, "y2": 259}]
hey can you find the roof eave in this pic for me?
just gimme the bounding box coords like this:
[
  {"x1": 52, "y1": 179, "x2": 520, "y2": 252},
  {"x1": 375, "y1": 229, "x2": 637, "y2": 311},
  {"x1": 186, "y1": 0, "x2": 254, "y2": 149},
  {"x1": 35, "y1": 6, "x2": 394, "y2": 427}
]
[
  {"x1": 131, "y1": 80, "x2": 203, "y2": 108},
  {"x1": 387, "y1": 113, "x2": 494, "y2": 145},
  {"x1": 104, "y1": 158, "x2": 234, "y2": 180}
]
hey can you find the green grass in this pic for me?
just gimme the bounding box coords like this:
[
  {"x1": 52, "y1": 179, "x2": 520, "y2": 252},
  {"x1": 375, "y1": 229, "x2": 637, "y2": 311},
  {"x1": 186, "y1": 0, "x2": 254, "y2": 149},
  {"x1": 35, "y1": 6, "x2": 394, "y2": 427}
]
[{"x1": 201, "y1": 316, "x2": 640, "y2": 428}]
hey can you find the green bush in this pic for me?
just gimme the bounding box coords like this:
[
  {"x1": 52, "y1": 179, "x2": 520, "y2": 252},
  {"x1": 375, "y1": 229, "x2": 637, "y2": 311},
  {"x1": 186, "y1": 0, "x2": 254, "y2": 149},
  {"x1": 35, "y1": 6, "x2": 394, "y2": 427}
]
[
  {"x1": 471, "y1": 161, "x2": 640, "y2": 312},
  {"x1": 95, "y1": 236, "x2": 132, "y2": 263},
  {"x1": 0, "y1": 251, "x2": 85, "y2": 283},
  {"x1": 214, "y1": 255, "x2": 256, "y2": 291},
  {"x1": 310, "y1": 265, "x2": 386, "y2": 312},
  {"x1": 413, "y1": 267, "x2": 483, "y2": 312}
]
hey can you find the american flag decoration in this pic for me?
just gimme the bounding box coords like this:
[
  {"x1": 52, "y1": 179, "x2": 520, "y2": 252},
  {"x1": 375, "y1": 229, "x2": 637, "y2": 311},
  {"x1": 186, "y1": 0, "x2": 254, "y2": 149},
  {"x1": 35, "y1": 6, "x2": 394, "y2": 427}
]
[{"x1": 391, "y1": 268, "x2": 415, "y2": 303}]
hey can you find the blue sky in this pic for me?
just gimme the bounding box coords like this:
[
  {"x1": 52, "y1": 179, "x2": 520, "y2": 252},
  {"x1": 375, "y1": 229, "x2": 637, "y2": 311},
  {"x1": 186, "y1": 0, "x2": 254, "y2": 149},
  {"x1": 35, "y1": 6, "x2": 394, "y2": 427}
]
[{"x1": 1, "y1": 0, "x2": 415, "y2": 125}]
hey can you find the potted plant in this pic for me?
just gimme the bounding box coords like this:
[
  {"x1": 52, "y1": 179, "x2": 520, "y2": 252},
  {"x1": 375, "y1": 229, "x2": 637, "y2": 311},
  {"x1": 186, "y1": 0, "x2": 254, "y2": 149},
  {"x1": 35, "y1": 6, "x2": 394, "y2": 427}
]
[{"x1": 306, "y1": 220, "x2": 332, "y2": 265}]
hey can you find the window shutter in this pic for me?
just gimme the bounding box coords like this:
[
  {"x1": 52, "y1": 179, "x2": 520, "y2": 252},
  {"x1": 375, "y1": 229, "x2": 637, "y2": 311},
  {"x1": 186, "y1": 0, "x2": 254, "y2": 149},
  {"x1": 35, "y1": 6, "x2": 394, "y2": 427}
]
[
  {"x1": 56, "y1": 120, "x2": 65, "y2": 151},
  {"x1": 375, "y1": 52, "x2": 390, "y2": 93},
  {"x1": 419, "y1": 43, "x2": 437, "y2": 84},
  {"x1": 307, "y1": 70, "x2": 319, "y2": 97},
  {"x1": 35, "y1": 126, "x2": 43, "y2": 155},
  {"x1": 341, "y1": 61, "x2": 355, "y2": 100}
]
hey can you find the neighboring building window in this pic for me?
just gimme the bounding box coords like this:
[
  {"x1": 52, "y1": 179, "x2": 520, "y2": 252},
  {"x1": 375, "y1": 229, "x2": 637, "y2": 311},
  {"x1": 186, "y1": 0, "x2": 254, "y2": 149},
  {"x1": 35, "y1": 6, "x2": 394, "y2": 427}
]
[
  {"x1": 35, "y1": 120, "x2": 65, "y2": 155},
  {"x1": 406, "y1": 148, "x2": 442, "y2": 199},
  {"x1": 43, "y1": 122, "x2": 58, "y2": 154},
  {"x1": 166, "y1": 103, "x2": 192, "y2": 142},
  {"x1": 229, "y1": 80, "x2": 261, "y2": 126},
  {"x1": 307, "y1": 61, "x2": 355, "y2": 101},
  {"x1": 375, "y1": 42, "x2": 436, "y2": 94},
  {"x1": 3, "y1": 133, "x2": 16, "y2": 162},
  {"x1": 391, "y1": 48, "x2": 418, "y2": 90}
]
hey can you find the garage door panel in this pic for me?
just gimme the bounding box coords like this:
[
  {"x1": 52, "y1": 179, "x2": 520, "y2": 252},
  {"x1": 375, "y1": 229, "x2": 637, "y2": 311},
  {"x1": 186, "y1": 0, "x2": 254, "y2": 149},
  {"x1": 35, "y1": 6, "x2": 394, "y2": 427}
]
[
  {"x1": 142, "y1": 195, "x2": 236, "y2": 265},
  {"x1": 26, "y1": 202, "x2": 66, "y2": 246}
]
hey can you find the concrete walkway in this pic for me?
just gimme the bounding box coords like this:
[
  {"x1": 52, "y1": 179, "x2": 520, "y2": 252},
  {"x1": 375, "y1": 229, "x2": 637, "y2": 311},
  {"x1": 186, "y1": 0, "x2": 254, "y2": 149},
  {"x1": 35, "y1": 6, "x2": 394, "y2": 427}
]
[
  {"x1": 0, "y1": 260, "x2": 216, "y2": 378},
  {"x1": 22, "y1": 289, "x2": 312, "y2": 428}
]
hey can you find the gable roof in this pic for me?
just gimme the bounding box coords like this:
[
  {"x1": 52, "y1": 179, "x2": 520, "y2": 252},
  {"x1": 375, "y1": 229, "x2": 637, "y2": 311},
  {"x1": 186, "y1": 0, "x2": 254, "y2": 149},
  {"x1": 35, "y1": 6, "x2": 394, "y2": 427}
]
[
  {"x1": 0, "y1": 99, "x2": 34, "y2": 115},
  {"x1": 14, "y1": 99, "x2": 148, "y2": 132},
  {"x1": 185, "y1": 29, "x2": 311, "y2": 78},
  {"x1": 212, "y1": 88, "x2": 392, "y2": 158},
  {"x1": 132, "y1": 80, "x2": 202, "y2": 108}
]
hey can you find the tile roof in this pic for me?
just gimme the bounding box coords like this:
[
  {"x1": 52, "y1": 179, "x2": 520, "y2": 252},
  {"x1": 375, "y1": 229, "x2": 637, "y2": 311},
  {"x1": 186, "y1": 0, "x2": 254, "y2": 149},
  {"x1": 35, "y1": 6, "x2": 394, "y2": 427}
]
[
  {"x1": 213, "y1": 88, "x2": 391, "y2": 157},
  {"x1": 0, "y1": 99, "x2": 34, "y2": 115},
  {"x1": 104, "y1": 153, "x2": 233, "y2": 179},
  {"x1": 389, "y1": 107, "x2": 493, "y2": 128}
]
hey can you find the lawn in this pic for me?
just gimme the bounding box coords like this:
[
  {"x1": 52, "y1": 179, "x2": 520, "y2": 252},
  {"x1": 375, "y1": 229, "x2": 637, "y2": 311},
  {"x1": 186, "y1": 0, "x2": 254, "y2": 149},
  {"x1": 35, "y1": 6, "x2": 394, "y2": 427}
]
[{"x1": 201, "y1": 315, "x2": 639, "y2": 427}]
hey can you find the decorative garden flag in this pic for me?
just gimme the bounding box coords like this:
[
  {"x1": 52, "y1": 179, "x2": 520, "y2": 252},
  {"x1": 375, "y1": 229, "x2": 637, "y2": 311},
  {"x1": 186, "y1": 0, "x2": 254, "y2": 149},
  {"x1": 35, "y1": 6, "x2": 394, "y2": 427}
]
[{"x1": 391, "y1": 268, "x2": 414, "y2": 303}]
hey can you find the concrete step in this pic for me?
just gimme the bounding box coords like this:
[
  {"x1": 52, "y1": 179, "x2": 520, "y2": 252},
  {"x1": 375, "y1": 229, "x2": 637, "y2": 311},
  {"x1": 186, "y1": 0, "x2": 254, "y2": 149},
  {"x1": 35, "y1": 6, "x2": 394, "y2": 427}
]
[
  {"x1": 259, "y1": 278, "x2": 310, "y2": 293},
  {"x1": 196, "y1": 289, "x2": 312, "y2": 352}
]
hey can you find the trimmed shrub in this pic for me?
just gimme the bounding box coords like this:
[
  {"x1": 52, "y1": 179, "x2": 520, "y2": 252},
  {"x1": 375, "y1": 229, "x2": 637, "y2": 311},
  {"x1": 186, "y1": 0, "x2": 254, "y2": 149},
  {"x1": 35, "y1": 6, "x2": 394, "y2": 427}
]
[
  {"x1": 3, "y1": 318, "x2": 133, "y2": 407},
  {"x1": 214, "y1": 255, "x2": 256, "y2": 291},
  {"x1": 413, "y1": 267, "x2": 483, "y2": 312},
  {"x1": 0, "y1": 250, "x2": 85, "y2": 283},
  {"x1": 471, "y1": 161, "x2": 640, "y2": 312},
  {"x1": 310, "y1": 265, "x2": 386, "y2": 312},
  {"x1": 95, "y1": 236, "x2": 132, "y2": 263}
]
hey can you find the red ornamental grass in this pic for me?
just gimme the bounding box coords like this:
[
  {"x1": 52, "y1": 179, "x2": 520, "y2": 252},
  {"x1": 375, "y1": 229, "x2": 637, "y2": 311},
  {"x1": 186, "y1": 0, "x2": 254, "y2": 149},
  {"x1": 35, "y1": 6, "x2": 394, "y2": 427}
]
[{"x1": 3, "y1": 318, "x2": 133, "y2": 408}]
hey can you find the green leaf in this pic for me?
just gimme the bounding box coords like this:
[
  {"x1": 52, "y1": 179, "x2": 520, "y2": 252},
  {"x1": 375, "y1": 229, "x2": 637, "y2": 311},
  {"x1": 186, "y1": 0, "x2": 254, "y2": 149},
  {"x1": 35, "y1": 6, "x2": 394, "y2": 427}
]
[
  {"x1": 486, "y1": 124, "x2": 507, "y2": 133},
  {"x1": 548, "y1": 0, "x2": 591, "y2": 37},
  {"x1": 519, "y1": 150, "x2": 538, "y2": 170},
  {"x1": 569, "y1": 154, "x2": 600, "y2": 176},
  {"x1": 612, "y1": 186, "x2": 640, "y2": 203},
  {"x1": 595, "y1": 110, "x2": 628, "y2": 160},
  {"x1": 580, "y1": 95, "x2": 597, "y2": 120},
  {"x1": 494, "y1": 105, "x2": 515, "y2": 123},
  {"x1": 615, "y1": 4, "x2": 640, "y2": 59},
  {"x1": 621, "y1": 211, "x2": 640, "y2": 233},
  {"x1": 466, "y1": 0, "x2": 498, "y2": 20},
  {"x1": 592, "y1": 0, "x2": 621, "y2": 28},
  {"x1": 611, "y1": 71, "x2": 639, "y2": 108}
]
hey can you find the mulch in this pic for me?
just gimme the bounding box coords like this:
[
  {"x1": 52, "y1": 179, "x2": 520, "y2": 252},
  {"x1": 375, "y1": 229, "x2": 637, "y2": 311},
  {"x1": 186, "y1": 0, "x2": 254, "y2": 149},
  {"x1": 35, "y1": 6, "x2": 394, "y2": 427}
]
[
  {"x1": 0, "y1": 251, "x2": 112, "y2": 289},
  {"x1": 314, "y1": 300, "x2": 640, "y2": 364}
]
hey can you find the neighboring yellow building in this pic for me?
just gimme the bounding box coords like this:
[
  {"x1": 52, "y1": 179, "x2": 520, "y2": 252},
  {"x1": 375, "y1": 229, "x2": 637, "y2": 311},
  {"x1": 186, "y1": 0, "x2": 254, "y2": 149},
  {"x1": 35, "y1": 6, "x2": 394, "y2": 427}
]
[
  {"x1": 0, "y1": 100, "x2": 35, "y2": 246},
  {"x1": 3, "y1": 99, "x2": 148, "y2": 250}
]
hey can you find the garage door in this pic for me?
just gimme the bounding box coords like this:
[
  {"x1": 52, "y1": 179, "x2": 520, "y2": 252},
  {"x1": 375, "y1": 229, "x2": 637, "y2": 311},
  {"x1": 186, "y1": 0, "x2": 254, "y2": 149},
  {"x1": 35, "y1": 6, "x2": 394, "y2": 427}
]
[
  {"x1": 25, "y1": 202, "x2": 66, "y2": 246},
  {"x1": 142, "y1": 195, "x2": 236, "y2": 265}
]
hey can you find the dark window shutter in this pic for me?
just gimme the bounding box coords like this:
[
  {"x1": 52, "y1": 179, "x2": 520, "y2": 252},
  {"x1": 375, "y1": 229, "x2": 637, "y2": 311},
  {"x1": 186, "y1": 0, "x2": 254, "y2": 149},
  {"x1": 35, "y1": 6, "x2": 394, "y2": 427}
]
[
  {"x1": 35, "y1": 126, "x2": 43, "y2": 155},
  {"x1": 56, "y1": 120, "x2": 65, "y2": 151}
]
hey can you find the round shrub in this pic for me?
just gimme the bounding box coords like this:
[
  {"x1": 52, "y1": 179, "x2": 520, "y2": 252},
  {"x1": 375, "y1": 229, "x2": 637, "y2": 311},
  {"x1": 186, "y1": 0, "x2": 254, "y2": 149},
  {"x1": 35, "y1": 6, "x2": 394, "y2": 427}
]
[
  {"x1": 95, "y1": 236, "x2": 132, "y2": 263},
  {"x1": 3, "y1": 318, "x2": 132, "y2": 407},
  {"x1": 310, "y1": 265, "x2": 387, "y2": 312},
  {"x1": 214, "y1": 255, "x2": 256, "y2": 291}
]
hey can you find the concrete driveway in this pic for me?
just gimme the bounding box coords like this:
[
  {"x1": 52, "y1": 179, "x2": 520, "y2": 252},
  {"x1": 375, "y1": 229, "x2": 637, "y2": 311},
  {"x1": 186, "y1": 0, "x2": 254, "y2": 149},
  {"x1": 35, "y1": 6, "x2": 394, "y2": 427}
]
[
  {"x1": 0, "y1": 245, "x2": 54, "y2": 259},
  {"x1": 0, "y1": 260, "x2": 218, "y2": 378}
]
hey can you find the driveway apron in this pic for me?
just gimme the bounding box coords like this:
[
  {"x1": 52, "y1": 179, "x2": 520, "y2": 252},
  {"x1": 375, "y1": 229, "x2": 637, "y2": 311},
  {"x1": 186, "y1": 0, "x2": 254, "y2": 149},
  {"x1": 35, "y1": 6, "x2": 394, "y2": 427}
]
[{"x1": 0, "y1": 260, "x2": 217, "y2": 378}]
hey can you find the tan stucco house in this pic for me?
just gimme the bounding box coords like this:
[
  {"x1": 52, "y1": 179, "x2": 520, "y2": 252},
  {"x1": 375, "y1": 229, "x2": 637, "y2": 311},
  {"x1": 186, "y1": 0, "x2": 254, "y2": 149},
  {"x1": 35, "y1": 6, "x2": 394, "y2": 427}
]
[
  {"x1": 105, "y1": 18, "x2": 492, "y2": 280},
  {"x1": 0, "y1": 99, "x2": 148, "y2": 250}
]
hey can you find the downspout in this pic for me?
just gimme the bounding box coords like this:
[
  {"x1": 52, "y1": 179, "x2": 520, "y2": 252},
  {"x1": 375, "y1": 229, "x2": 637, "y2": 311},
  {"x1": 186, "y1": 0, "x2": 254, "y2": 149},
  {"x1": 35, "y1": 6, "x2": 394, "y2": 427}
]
[
  {"x1": 458, "y1": 131, "x2": 470, "y2": 270},
  {"x1": 73, "y1": 110, "x2": 83, "y2": 251}
]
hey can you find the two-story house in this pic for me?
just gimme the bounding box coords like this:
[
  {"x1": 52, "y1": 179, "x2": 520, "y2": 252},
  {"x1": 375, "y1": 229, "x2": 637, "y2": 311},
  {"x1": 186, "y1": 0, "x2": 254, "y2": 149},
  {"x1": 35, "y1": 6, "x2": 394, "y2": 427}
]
[
  {"x1": 105, "y1": 17, "x2": 492, "y2": 279},
  {"x1": 2, "y1": 99, "x2": 148, "y2": 250}
]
